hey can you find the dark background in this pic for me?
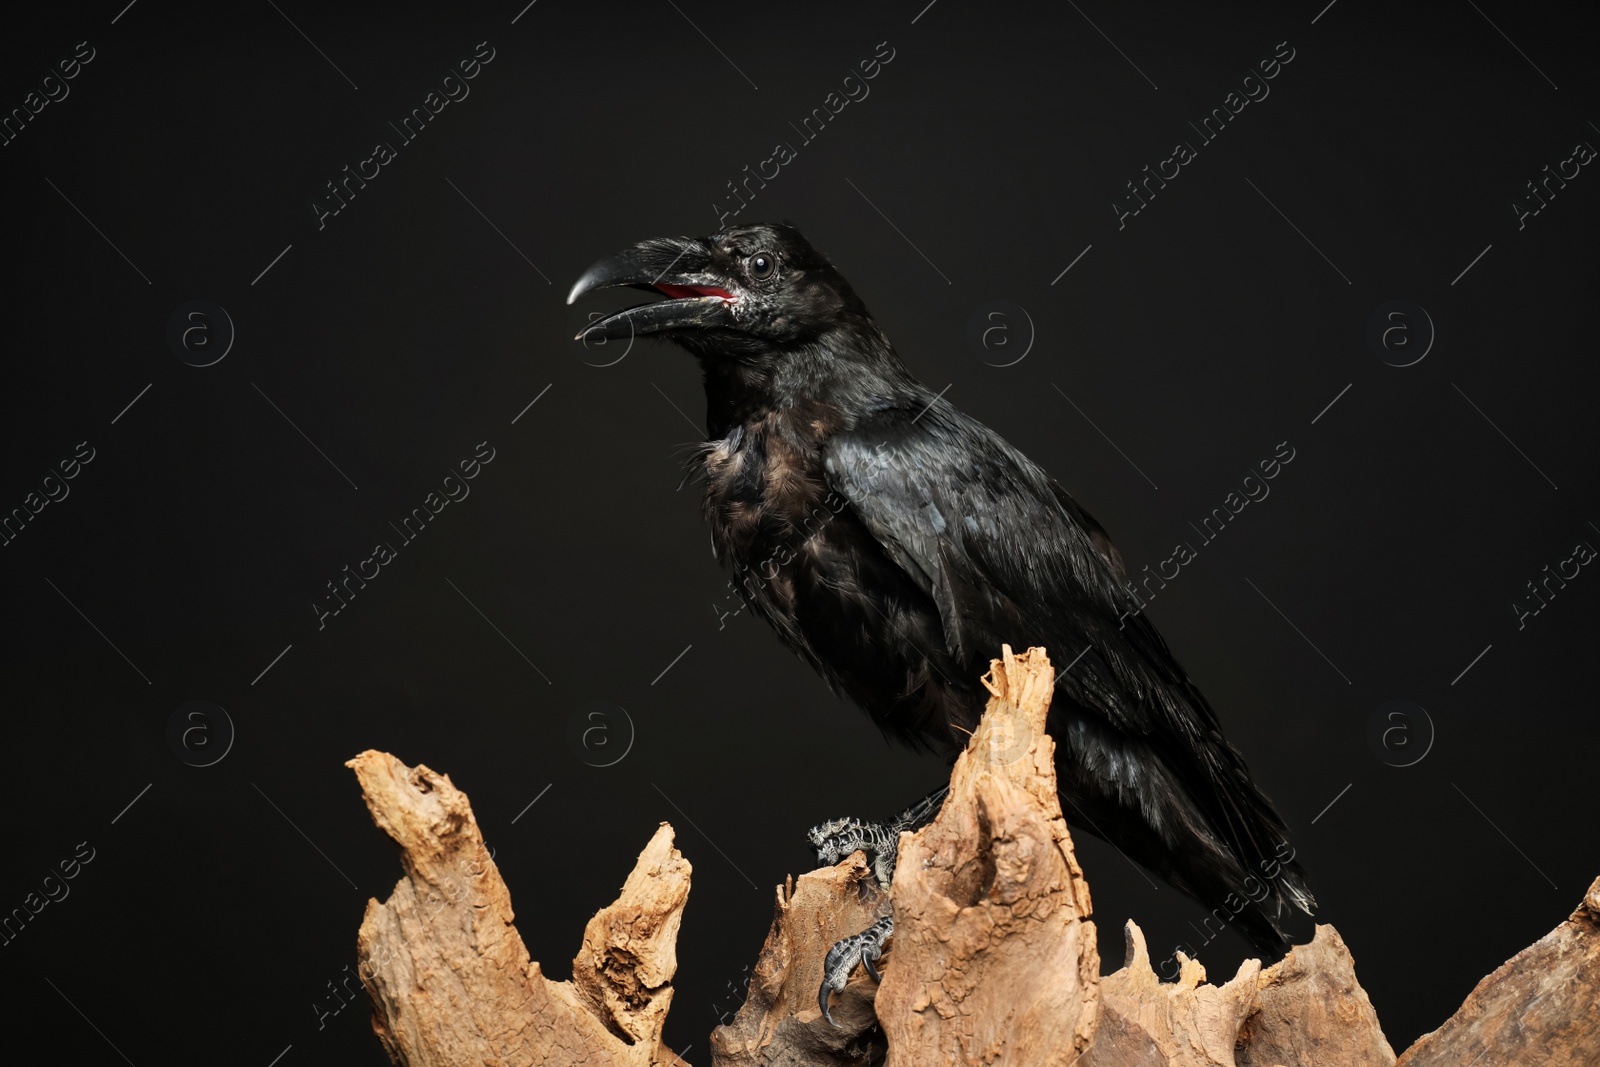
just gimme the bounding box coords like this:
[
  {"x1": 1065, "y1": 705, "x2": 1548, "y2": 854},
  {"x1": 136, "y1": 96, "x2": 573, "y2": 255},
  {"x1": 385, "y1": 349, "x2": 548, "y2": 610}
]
[{"x1": 2, "y1": 1, "x2": 1595, "y2": 1062}]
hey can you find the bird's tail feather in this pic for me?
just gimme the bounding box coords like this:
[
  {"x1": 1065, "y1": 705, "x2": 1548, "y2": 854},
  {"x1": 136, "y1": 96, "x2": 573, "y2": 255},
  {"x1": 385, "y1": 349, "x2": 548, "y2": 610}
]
[{"x1": 1054, "y1": 709, "x2": 1311, "y2": 957}]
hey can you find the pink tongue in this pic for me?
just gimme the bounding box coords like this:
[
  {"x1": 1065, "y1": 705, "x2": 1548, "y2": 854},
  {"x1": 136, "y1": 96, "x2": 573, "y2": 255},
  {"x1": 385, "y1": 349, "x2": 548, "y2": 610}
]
[{"x1": 656, "y1": 283, "x2": 734, "y2": 301}]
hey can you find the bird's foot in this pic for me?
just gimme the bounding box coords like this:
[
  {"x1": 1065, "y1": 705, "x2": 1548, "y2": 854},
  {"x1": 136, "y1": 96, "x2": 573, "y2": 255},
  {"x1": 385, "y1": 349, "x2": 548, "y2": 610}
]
[
  {"x1": 805, "y1": 785, "x2": 949, "y2": 890},
  {"x1": 805, "y1": 815, "x2": 901, "y2": 889},
  {"x1": 817, "y1": 915, "x2": 892, "y2": 1026},
  {"x1": 806, "y1": 786, "x2": 947, "y2": 1027}
]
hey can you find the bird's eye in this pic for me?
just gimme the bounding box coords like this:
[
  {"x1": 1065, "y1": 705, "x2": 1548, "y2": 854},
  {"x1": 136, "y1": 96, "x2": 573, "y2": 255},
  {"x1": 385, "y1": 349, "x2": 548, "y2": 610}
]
[{"x1": 748, "y1": 252, "x2": 776, "y2": 280}]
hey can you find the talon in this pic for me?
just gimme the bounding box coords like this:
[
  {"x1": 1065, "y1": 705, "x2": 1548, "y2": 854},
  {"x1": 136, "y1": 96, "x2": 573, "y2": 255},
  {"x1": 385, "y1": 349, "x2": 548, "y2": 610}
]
[
  {"x1": 818, "y1": 936, "x2": 851, "y2": 1027},
  {"x1": 814, "y1": 915, "x2": 893, "y2": 1027}
]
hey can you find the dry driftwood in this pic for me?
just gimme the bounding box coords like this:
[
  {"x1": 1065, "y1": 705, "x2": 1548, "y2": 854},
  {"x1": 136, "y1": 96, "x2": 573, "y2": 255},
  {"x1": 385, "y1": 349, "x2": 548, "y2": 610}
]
[
  {"x1": 1086, "y1": 919, "x2": 1396, "y2": 1067},
  {"x1": 1087, "y1": 920, "x2": 1263, "y2": 1067},
  {"x1": 872, "y1": 645, "x2": 1099, "y2": 1066},
  {"x1": 347, "y1": 750, "x2": 692, "y2": 1067},
  {"x1": 346, "y1": 647, "x2": 1598, "y2": 1067},
  {"x1": 708, "y1": 858, "x2": 891, "y2": 1067},
  {"x1": 1395, "y1": 874, "x2": 1600, "y2": 1066},
  {"x1": 1234, "y1": 923, "x2": 1394, "y2": 1067}
]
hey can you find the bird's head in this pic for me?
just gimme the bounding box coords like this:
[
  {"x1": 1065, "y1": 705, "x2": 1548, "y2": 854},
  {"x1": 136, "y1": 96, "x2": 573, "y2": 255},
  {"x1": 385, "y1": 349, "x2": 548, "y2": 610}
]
[{"x1": 567, "y1": 223, "x2": 870, "y2": 359}]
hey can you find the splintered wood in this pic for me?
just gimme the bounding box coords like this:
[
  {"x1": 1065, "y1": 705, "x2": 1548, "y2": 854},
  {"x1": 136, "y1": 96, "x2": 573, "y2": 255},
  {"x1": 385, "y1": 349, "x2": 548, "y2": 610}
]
[{"x1": 347, "y1": 750, "x2": 691, "y2": 1067}]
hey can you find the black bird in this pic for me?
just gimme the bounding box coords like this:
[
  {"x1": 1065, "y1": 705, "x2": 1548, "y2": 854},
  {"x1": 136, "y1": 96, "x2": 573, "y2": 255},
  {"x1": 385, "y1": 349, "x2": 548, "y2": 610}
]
[{"x1": 568, "y1": 223, "x2": 1314, "y2": 1017}]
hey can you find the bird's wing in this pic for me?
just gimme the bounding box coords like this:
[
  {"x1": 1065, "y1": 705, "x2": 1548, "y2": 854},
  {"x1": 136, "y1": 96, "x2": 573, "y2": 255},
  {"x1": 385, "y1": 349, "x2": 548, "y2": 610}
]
[
  {"x1": 825, "y1": 396, "x2": 1312, "y2": 927},
  {"x1": 822, "y1": 398, "x2": 1301, "y2": 864},
  {"x1": 823, "y1": 398, "x2": 1187, "y2": 735}
]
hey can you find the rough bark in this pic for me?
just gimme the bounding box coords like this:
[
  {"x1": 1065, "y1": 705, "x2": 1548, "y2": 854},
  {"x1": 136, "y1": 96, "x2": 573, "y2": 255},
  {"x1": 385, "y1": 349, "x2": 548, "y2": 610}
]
[
  {"x1": 347, "y1": 750, "x2": 692, "y2": 1067},
  {"x1": 345, "y1": 648, "x2": 1599, "y2": 1067},
  {"x1": 1395, "y1": 875, "x2": 1600, "y2": 1067}
]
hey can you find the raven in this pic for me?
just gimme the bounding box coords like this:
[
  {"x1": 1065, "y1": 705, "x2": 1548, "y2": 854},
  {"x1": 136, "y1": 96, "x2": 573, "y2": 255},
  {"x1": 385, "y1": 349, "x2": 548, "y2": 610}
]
[{"x1": 568, "y1": 223, "x2": 1314, "y2": 1016}]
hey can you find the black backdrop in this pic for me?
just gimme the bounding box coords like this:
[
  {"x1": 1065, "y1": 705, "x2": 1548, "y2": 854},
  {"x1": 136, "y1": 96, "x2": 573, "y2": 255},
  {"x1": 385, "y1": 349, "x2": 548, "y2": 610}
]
[{"x1": 3, "y1": 1, "x2": 1596, "y2": 1061}]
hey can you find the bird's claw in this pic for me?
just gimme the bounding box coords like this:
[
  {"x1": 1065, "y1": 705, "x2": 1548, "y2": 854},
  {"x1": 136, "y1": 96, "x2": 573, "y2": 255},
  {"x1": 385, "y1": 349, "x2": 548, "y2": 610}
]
[
  {"x1": 817, "y1": 915, "x2": 892, "y2": 1027},
  {"x1": 807, "y1": 789, "x2": 944, "y2": 1025}
]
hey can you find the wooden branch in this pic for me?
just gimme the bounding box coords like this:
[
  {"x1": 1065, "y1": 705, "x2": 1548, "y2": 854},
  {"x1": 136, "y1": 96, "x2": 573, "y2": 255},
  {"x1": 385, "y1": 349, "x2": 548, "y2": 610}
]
[{"x1": 345, "y1": 648, "x2": 1598, "y2": 1067}]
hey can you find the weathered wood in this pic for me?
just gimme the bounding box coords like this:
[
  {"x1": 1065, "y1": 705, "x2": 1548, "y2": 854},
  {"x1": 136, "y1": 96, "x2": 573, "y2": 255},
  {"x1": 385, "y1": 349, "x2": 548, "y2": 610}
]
[
  {"x1": 345, "y1": 649, "x2": 1599, "y2": 1067},
  {"x1": 1396, "y1": 875, "x2": 1600, "y2": 1067},
  {"x1": 708, "y1": 860, "x2": 891, "y2": 1067},
  {"x1": 1236, "y1": 924, "x2": 1395, "y2": 1067},
  {"x1": 348, "y1": 750, "x2": 692, "y2": 1067},
  {"x1": 1086, "y1": 920, "x2": 1261, "y2": 1067},
  {"x1": 874, "y1": 645, "x2": 1100, "y2": 1066},
  {"x1": 1086, "y1": 920, "x2": 1396, "y2": 1067}
]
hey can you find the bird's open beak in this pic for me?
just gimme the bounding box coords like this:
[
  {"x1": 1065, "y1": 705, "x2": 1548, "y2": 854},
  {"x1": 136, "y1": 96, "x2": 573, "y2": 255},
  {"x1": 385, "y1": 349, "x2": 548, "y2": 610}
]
[{"x1": 566, "y1": 235, "x2": 739, "y2": 341}]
